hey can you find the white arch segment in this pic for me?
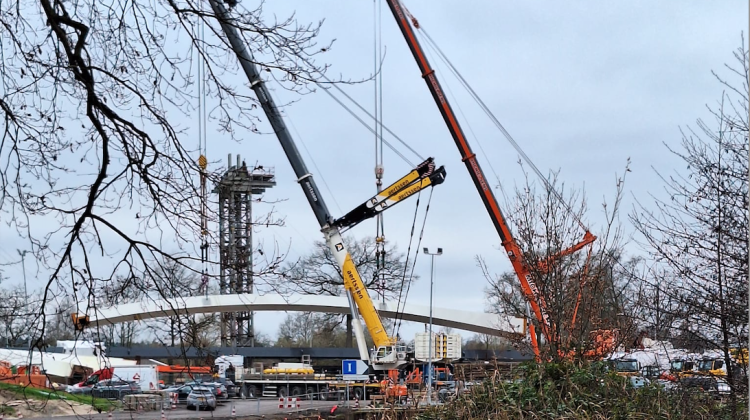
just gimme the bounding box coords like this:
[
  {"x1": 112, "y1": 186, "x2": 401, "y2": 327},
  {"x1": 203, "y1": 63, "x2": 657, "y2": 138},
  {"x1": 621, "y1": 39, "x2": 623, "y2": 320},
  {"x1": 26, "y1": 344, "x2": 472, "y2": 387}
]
[{"x1": 90, "y1": 294, "x2": 526, "y2": 338}]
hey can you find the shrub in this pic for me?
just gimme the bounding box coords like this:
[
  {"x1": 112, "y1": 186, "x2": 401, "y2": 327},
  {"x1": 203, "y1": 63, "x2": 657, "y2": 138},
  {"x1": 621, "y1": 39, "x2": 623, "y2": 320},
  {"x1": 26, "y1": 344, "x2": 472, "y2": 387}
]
[{"x1": 416, "y1": 361, "x2": 747, "y2": 420}]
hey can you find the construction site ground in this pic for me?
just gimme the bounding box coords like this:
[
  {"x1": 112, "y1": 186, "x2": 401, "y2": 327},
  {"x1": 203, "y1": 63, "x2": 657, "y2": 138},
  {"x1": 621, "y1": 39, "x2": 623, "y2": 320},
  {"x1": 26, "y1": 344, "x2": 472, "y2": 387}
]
[
  {"x1": 0, "y1": 386, "x2": 102, "y2": 418},
  {"x1": 0, "y1": 395, "x2": 339, "y2": 420}
]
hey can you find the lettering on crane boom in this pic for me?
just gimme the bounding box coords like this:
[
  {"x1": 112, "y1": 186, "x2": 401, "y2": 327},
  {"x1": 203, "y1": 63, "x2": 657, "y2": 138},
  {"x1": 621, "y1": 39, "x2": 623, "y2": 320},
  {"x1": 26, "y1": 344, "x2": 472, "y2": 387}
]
[
  {"x1": 469, "y1": 158, "x2": 489, "y2": 192},
  {"x1": 304, "y1": 180, "x2": 318, "y2": 202},
  {"x1": 385, "y1": 177, "x2": 413, "y2": 198},
  {"x1": 393, "y1": 1, "x2": 405, "y2": 21},
  {"x1": 525, "y1": 273, "x2": 550, "y2": 327},
  {"x1": 343, "y1": 256, "x2": 364, "y2": 301},
  {"x1": 429, "y1": 75, "x2": 446, "y2": 105}
]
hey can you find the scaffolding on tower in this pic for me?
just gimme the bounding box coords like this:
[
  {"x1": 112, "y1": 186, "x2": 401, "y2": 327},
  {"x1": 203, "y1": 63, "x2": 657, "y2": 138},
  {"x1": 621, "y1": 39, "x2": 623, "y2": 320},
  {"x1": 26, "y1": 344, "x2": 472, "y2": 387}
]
[{"x1": 212, "y1": 154, "x2": 276, "y2": 349}]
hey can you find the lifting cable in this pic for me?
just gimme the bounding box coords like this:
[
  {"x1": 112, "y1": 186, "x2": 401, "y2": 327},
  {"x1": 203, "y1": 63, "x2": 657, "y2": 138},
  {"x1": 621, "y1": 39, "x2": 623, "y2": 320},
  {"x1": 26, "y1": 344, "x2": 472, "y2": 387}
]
[
  {"x1": 373, "y1": 0, "x2": 387, "y2": 304},
  {"x1": 392, "y1": 187, "x2": 434, "y2": 338},
  {"x1": 317, "y1": 84, "x2": 419, "y2": 167},
  {"x1": 390, "y1": 189, "x2": 421, "y2": 337},
  {"x1": 197, "y1": 8, "x2": 209, "y2": 297},
  {"x1": 413, "y1": 19, "x2": 589, "y2": 232},
  {"x1": 277, "y1": 43, "x2": 424, "y2": 166}
]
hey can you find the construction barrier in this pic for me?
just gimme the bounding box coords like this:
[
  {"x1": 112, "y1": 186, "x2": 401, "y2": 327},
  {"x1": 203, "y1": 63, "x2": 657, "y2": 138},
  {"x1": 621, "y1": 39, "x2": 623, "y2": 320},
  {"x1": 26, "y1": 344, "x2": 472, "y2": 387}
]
[
  {"x1": 0, "y1": 374, "x2": 50, "y2": 389},
  {"x1": 278, "y1": 397, "x2": 300, "y2": 409},
  {"x1": 123, "y1": 393, "x2": 170, "y2": 411}
]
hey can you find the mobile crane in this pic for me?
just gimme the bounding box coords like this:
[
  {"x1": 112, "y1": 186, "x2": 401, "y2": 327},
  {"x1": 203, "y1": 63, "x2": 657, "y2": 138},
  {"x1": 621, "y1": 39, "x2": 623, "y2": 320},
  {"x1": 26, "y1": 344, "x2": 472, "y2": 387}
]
[
  {"x1": 208, "y1": 0, "x2": 446, "y2": 371},
  {"x1": 383, "y1": 0, "x2": 611, "y2": 359}
]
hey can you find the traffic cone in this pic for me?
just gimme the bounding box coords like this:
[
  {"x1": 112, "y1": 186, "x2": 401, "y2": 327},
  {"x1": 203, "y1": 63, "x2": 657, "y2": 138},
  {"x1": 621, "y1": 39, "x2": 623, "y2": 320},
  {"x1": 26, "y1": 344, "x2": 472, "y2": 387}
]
[
  {"x1": 231, "y1": 405, "x2": 236, "y2": 417},
  {"x1": 160, "y1": 409, "x2": 165, "y2": 420}
]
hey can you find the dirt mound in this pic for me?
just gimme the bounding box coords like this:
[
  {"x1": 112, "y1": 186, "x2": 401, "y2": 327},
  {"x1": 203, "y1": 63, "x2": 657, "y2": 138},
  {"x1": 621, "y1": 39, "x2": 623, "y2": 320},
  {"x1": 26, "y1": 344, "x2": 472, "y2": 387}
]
[{"x1": 0, "y1": 389, "x2": 100, "y2": 418}]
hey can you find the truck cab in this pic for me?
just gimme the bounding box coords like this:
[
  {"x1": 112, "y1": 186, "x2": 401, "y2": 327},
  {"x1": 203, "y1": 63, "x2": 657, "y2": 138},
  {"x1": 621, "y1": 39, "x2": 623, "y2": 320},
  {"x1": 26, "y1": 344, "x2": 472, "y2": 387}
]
[
  {"x1": 669, "y1": 359, "x2": 695, "y2": 376},
  {"x1": 696, "y1": 358, "x2": 726, "y2": 377},
  {"x1": 611, "y1": 358, "x2": 641, "y2": 377},
  {"x1": 66, "y1": 368, "x2": 113, "y2": 394}
]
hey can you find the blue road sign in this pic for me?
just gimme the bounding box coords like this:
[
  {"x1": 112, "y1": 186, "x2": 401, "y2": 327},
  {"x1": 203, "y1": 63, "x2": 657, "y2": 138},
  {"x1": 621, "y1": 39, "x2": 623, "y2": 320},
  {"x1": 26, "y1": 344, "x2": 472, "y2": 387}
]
[{"x1": 342, "y1": 359, "x2": 368, "y2": 375}]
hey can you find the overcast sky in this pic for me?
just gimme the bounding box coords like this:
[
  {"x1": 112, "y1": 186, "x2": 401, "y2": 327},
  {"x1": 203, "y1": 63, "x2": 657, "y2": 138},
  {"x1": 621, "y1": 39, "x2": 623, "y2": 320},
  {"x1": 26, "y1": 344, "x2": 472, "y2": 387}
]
[{"x1": 1, "y1": 1, "x2": 747, "y2": 346}]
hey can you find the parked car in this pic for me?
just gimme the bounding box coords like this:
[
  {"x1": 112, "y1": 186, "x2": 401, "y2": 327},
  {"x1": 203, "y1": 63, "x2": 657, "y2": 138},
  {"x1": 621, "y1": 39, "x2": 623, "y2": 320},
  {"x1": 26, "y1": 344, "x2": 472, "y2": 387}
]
[
  {"x1": 215, "y1": 378, "x2": 237, "y2": 398},
  {"x1": 67, "y1": 385, "x2": 93, "y2": 395},
  {"x1": 203, "y1": 381, "x2": 229, "y2": 400},
  {"x1": 184, "y1": 381, "x2": 228, "y2": 400},
  {"x1": 92, "y1": 379, "x2": 140, "y2": 399},
  {"x1": 186, "y1": 387, "x2": 216, "y2": 411},
  {"x1": 163, "y1": 384, "x2": 196, "y2": 402},
  {"x1": 681, "y1": 376, "x2": 719, "y2": 393},
  {"x1": 628, "y1": 376, "x2": 650, "y2": 389}
]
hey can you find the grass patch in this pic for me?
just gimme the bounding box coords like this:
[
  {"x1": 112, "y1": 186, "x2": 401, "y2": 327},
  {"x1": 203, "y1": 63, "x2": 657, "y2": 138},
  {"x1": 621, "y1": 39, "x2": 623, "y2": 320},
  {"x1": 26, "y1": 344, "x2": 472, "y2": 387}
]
[{"x1": 0, "y1": 382, "x2": 117, "y2": 411}]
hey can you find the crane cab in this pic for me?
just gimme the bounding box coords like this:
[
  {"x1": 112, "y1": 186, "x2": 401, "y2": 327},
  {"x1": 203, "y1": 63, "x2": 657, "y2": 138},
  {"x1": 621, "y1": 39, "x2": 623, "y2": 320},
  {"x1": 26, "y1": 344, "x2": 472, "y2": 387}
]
[{"x1": 370, "y1": 344, "x2": 409, "y2": 370}]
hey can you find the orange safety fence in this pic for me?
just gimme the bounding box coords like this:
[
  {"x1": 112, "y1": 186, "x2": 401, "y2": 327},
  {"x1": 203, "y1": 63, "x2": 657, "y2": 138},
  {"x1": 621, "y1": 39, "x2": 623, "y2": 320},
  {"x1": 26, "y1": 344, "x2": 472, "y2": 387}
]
[
  {"x1": 0, "y1": 373, "x2": 51, "y2": 389},
  {"x1": 0, "y1": 361, "x2": 51, "y2": 389}
]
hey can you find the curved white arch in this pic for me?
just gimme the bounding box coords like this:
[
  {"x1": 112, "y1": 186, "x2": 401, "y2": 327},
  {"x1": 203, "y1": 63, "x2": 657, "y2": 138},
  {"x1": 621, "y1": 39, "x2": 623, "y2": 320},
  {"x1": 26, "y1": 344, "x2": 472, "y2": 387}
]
[{"x1": 91, "y1": 294, "x2": 526, "y2": 338}]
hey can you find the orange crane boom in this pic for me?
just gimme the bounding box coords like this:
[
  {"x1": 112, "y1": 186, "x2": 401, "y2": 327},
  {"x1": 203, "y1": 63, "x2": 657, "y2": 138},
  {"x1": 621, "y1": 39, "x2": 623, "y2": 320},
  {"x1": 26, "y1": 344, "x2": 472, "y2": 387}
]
[{"x1": 384, "y1": 0, "x2": 597, "y2": 357}]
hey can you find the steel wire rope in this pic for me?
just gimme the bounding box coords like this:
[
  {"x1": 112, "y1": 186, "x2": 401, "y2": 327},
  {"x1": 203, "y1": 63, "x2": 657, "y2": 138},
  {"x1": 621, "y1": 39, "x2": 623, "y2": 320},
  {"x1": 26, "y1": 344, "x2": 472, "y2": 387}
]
[
  {"x1": 275, "y1": 24, "x2": 440, "y2": 338},
  {"x1": 392, "y1": 188, "x2": 434, "y2": 338},
  {"x1": 415, "y1": 30, "x2": 504, "y2": 196},
  {"x1": 286, "y1": 113, "x2": 344, "y2": 216},
  {"x1": 196, "y1": 7, "x2": 210, "y2": 297},
  {"x1": 276, "y1": 46, "x2": 425, "y2": 165},
  {"x1": 373, "y1": 0, "x2": 388, "y2": 304},
  {"x1": 319, "y1": 78, "x2": 423, "y2": 164},
  {"x1": 389, "y1": 188, "x2": 420, "y2": 337},
  {"x1": 416, "y1": 24, "x2": 589, "y2": 232},
  {"x1": 316, "y1": 86, "x2": 415, "y2": 167},
  {"x1": 420, "y1": 27, "x2": 598, "y2": 304}
]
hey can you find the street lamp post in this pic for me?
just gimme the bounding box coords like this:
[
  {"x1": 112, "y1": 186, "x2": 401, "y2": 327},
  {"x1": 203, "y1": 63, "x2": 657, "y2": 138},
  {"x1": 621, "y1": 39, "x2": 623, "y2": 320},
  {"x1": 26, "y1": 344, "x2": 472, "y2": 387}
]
[
  {"x1": 422, "y1": 247, "x2": 442, "y2": 405},
  {"x1": 17, "y1": 250, "x2": 30, "y2": 349}
]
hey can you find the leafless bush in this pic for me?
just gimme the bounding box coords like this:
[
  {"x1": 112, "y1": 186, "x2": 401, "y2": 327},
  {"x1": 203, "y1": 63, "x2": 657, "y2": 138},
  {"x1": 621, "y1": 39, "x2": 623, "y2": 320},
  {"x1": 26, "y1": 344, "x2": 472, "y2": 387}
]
[
  {"x1": 630, "y1": 40, "x2": 749, "y2": 401},
  {"x1": 481, "y1": 162, "x2": 637, "y2": 359}
]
